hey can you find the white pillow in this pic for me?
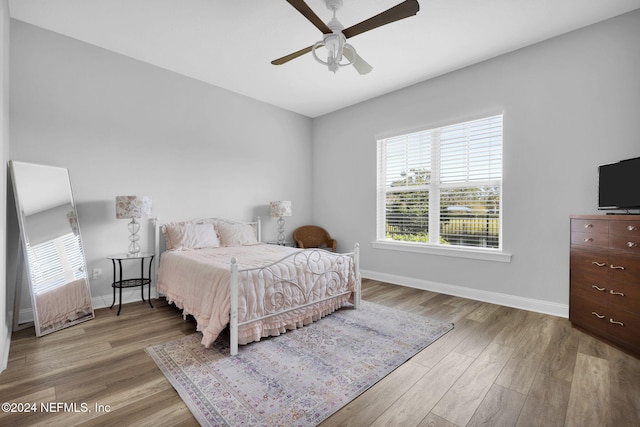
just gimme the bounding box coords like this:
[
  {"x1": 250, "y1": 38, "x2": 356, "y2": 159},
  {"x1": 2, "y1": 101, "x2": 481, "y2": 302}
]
[
  {"x1": 216, "y1": 222, "x2": 259, "y2": 246},
  {"x1": 163, "y1": 222, "x2": 220, "y2": 250}
]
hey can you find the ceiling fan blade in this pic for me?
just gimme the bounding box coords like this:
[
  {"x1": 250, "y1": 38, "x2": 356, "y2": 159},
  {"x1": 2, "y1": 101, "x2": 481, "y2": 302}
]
[
  {"x1": 286, "y1": 0, "x2": 333, "y2": 34},
  {"x1": 343, "y1": 0, "x2": 420, "y2": 39},
  {"x1": 343, "y1": 48, "x2": 373, "y2": 75},
  {"x1": 271, "y1": 45, "x2": 314, "y2": 65}
]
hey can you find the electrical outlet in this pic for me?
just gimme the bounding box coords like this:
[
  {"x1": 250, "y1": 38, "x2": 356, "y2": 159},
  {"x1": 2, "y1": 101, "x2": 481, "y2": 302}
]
[{"x1": 92, "y1": 268, "x2": 102, "y2": 280}]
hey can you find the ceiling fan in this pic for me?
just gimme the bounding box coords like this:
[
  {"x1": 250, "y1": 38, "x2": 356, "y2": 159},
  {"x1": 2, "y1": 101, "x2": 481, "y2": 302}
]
[{"x1": 272, "y1": 0, "x2": 420, "y2": 75}]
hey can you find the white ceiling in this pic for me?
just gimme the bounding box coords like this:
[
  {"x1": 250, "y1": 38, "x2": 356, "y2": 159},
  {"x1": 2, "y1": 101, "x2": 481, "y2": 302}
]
[{"x1": 8, "y1": 0, "x2": 640, "y2": 118}]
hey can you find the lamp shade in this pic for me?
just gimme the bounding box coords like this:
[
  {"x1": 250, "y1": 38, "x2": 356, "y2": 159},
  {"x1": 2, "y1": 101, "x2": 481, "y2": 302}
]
[
  {"x1": 270, "y1": 200, "x2": 292, "y2": 218},
  {"x1": 116, "y1": 196, "x2": 152, "y2": 219}
]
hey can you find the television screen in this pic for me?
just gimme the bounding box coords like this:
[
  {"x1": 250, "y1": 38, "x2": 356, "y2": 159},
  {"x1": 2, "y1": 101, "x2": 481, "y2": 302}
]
[{"x1": 598, "y1": 157, "x2": 640, "y2": 209}]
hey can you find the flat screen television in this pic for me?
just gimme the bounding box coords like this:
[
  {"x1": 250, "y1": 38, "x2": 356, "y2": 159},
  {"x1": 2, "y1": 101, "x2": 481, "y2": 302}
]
[{"x1": 598, "y1": 156, "x2": 640, "y2": 210}]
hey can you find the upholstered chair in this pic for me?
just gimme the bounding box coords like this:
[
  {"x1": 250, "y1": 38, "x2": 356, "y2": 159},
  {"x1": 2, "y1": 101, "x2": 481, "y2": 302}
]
[{"x1": 293, "y1": 225, "x2": 337, "y2": 252}]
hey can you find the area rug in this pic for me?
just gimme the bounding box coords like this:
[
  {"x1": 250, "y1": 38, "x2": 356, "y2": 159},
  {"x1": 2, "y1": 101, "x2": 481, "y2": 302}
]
[{"x1": 146, "y1": 300, "x2": 453, "y2": 426}]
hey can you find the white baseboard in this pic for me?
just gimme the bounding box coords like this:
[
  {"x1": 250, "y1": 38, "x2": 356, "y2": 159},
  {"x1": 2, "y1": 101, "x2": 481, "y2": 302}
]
[
  {"x1": 91, "y1": 286, "x2": 159, "y2": 311},
  {"x1": 361, "y1": 269, "x2": 568, "y2": 318}
]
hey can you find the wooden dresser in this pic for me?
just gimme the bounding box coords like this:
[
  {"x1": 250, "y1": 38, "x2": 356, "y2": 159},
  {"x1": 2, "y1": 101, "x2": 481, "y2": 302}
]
[{"x1": 570, "y1": 214, "x2": 640, "y2": 355}]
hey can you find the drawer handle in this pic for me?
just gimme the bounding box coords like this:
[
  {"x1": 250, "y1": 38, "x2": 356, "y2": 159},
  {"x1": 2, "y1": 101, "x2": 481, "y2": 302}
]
[
  {"x1": 628, "y1": 225, "x2": 638, "y2": 231},
  {"x1": 610, "y1": 290, "x2": 625, "y2": 296},
  {"x1": 591, "y1": 285, "x2": 606, "y2": 292},
  {"x1": 591, "y1": 262, "x2": 606, "y2": 267},
  {"x1": 627, "y1": 241, "x2": 638, "y2": 248},
  {"x1": 591, "y1": 312, "x2": 605, "y2": 319},
  {"x1": 584, "y1": 238, "x2": 593, "y2": 243},
  {"x1": 609, "y1": 319, "x2": 624, "y2": 326},
  {"x1": 584, "y1": 223, "x2": 594, "y2": 229},
  {"x1": 610, "y1": 265, "x2": 625, "y2": 270}
]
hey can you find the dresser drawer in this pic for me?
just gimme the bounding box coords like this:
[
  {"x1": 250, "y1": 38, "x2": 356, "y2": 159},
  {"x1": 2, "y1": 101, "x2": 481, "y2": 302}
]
[
  {"x1": 570, "y1": 276, "x2": 610, "y2": 299},
  {"x1": 606, "y1": 309, "x2": 640, "y2": 352},
  {"x1": 607, "y1": 279, "x2": 640, "y2": 313},
  {"x1": 571, "y1": 219, "x2": 608, "y2": 234},
  {"x1": 608, "y1": 251, "x2": 640, "y2": 284},
  {"x1": 570, "y1": 248, "x2": 609, "y2": 280},
  {"x1": 569, "y1": 291, "x2": 609, "y2": 335},
  {"x1": 610, "y1": 220, "x2": 640, "y2": 237},
  {"x1": 609, "y1": 233, "x2": 640, "y2": 253},
  {"x1": 571, "y1": 231, "x2": 608, "y2": 248}
]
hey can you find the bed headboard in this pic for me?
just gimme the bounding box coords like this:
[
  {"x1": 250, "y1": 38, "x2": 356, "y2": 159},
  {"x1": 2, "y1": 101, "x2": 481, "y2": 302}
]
[{"x1": 154, "y1": 217, "x2": 262, "y2": 256}]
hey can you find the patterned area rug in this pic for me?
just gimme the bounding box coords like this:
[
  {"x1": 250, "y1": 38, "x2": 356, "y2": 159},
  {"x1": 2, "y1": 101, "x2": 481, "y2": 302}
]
[{"x1": 146, "y1": 301, "x2": 453, "y2": 426}]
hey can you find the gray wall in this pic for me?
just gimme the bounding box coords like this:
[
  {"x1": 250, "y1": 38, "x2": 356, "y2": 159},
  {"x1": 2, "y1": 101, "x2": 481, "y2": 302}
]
[
  {"x1": 312, "y1": 10, "x2": 640, "y2": 315},
  {"x1": 9, "y1": 20, "x2": 314, "y2": 309}
]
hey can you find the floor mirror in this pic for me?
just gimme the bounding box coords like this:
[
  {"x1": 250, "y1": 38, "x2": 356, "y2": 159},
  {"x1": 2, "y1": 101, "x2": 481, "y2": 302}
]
[{"x1": 9, "y1": 160, "x2": 94, "y2": 336}]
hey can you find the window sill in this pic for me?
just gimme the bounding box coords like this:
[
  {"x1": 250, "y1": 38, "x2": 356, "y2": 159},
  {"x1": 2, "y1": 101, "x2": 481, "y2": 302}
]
[{"x1": 371, "y1": 240, "x2": 512, "y2": 263}]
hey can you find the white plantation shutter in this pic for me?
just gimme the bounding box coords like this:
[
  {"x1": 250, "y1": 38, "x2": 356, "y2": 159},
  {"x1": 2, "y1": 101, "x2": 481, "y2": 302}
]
[
  {"x1": 440, "y1": 116, "x2": 502, "y2": 184},
  {"x1": 377, "y1": 114, "x2": 503, "y2": 250},
  {"x1": 26, "y1": 233, "x2": 86, "y2": 293},
  {"x1": 379, "y1": 131, "x2": 432, "y2": 239},
  {"x1": 383, "y1": 131, "x2": 432, "y2": 187}
]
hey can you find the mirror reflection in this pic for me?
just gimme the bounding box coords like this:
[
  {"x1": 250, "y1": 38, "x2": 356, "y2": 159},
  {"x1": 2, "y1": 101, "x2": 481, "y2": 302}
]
[{"x1": 9, "y1": 161, "x2": 94, "y2": 336}]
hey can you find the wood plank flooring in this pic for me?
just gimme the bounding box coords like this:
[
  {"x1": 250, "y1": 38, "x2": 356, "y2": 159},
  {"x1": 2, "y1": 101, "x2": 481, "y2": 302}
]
[{"x1": 1, "y1": 279, "x2": 638, "y2": 426}]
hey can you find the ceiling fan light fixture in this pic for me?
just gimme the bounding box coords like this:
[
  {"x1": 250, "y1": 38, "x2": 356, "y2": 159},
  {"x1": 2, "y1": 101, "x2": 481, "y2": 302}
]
[{"x1": 312, "y1": 33, "x2": 355, "y2": 73}]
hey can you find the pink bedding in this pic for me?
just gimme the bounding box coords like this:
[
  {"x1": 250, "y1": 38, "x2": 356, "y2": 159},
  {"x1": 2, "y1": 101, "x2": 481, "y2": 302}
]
[
  {"x1": 35, "y1": 278, "x2": 93, "y2": 332},
  {"x1": 157, "y1": 244, "x2": 357, "y2": 347}
]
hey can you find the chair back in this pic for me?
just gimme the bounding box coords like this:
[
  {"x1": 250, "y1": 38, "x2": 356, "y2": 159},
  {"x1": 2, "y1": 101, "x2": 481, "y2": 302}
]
[{"x1": 293, "y1": 225, "x2": 336, "y2": 251}]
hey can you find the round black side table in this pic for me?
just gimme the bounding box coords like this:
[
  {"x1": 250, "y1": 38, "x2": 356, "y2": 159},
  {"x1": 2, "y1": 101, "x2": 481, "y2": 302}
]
[{"x1": 108, "y1": 252, "x2": 155, "y2": 315}]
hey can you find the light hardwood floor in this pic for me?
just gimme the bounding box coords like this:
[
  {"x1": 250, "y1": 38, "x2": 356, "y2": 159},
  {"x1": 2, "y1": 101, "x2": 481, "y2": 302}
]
[{"x1": 1, "y1": 279, "x2": 639, "y2": 426}]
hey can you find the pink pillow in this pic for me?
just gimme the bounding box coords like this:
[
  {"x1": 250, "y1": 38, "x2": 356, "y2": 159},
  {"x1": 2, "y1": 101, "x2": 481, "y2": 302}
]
[
  {"x1": 163, "y1": 222, "x2": 220, "y2": 250},
  {"x1": 216, "y1": 223, "x2": 259, "y2": 246}
]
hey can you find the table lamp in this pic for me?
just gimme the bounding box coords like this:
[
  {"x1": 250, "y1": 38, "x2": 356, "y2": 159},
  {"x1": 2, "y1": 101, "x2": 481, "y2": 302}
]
[
  {"x1": 116, "y1": 195, "x2": 152, "y2": 256},
  {"x1": 270, "y1": 200, "x2": 292, "y2": 245}
]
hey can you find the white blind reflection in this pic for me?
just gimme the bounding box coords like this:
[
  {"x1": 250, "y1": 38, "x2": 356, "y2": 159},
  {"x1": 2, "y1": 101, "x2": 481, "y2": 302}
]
[{"x1": 26, "y1": 232, "x2": 85, "y2": 294}]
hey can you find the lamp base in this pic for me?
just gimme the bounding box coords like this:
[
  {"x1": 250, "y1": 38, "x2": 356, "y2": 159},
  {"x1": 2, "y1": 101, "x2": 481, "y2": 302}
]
[
  {"x1": 277, "y1": 216, "x2": 286, "y2": 245},
  {"x1": 127, "y1": 244, "x2": 141, "y2": 257},
  {"x1": 127, "y1": 218, "x2": 141, "y2": 256}
]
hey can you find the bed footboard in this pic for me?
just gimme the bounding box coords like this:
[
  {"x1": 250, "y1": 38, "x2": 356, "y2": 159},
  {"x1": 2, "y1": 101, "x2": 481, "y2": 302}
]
[{"x1": 229, "y1": 244, "x2": 360, "y2": 356}]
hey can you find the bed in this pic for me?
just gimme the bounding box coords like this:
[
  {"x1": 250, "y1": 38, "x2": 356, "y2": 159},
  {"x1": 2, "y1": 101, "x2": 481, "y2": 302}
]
[{"x1": 155, "y1": 217, "x2": 360, "y2": 355}]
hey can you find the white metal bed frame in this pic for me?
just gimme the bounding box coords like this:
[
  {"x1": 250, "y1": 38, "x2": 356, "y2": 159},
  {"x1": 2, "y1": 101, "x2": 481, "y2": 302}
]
[{"x1": 156, "y1": 217, "x2": 360, "y2": 355}]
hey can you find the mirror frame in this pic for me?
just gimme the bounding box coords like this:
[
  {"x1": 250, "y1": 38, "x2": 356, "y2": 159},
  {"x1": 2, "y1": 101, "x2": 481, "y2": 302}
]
[{"x1": 9, "y1": 160, "x2": 94, "y2": 336}]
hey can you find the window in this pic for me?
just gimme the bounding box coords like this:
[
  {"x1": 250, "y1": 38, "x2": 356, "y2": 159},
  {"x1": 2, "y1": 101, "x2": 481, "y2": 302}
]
[{"x1": 377, "y1": 114, "x2": 503, "y2": 252}]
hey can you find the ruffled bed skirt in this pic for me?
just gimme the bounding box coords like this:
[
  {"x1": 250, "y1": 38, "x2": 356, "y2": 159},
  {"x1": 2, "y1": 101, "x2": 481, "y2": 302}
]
[
  {"x1": 166, "y1": 292, "x2": 353, "y2": 348},
  {"x1": 231, "y1": 294, "x2": 351, "y2": 346}
]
